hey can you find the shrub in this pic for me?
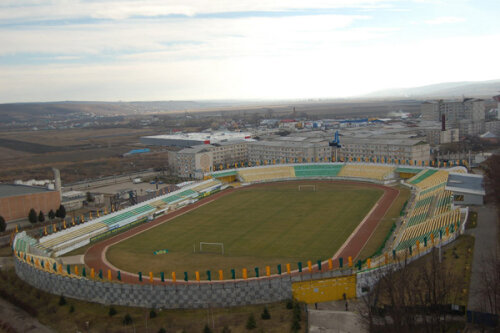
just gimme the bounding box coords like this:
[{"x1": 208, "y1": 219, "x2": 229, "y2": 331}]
[
  {"x1": 0, "y1": 216, "x2": 6, "y2": 232},
  {"x1": 221, "y1": 326, "x2": 231, "y2": 333},
  {"x1": 38, "y1": 211, "x2": 45, "y2": 223},
  {"x1": 158, "y1": 328, "x2": 166, "y2": 333},
  {"x1": 123, "y1": 314, "x2": 133, "y2": 325},
  {"x1": 285, "y1": 299, "x2": 293, "y2": 309},
  {"x1": 58, "y1": 295, "x2": 67, "y2": 306},
  {"x1": 109, "y1": 307, "x2": 117, "y2": 317},
  {"x1": 261, "y1": 306, "x2": 271, "y2": 320},
  {"x1": 28, "y1": 209, "x2": 37, "y2": 224},
  {"x1": 291, "y1": 317, "x2": 301, "y2": 332},
  {"x1": 149, "y1": 309, "x2": 157, "y2": 318},
  {"x1": 293, "y1": 303, "x2": 301, "y2": 322},
  {"x1": 246, "y1": 313, "x2": 257, "y2": 330},
  {"x1": 203, "y1": 324, "x2": 213, "y2": 333},
  {"x1": 69, "y1": 304, "x2": 75, "y2": 313}
]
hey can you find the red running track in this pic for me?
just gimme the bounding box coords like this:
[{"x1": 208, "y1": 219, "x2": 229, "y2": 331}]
[{"x1": 84, "y1": 180, "x2": 399, "y2": 284}]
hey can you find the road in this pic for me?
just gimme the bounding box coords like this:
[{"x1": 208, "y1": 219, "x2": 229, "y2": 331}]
[{"x1": 466, "y1": 204, "x2": 499, "y2": 312}]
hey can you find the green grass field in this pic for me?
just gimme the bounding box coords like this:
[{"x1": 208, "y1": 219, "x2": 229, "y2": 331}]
[{"x1": 107, "y1": 182, "x2": 383, "y2": 279}]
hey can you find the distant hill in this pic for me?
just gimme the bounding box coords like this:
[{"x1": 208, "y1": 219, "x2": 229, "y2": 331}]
[{"x1": 363, "y1": 80, "x2": 500, "y2": 99}]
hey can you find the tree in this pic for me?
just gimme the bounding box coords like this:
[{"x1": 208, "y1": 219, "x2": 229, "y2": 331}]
[
  {"x1": 358, "y1": 249, "x2": 461, "y2": 333},
  {"x1": 48, "y1": 210, "x2": 55, "y2": 220},
  {"x1": 38, "y1": 211, "x2": 45, "y2": 223},
  {"x1": 261, "y1": 306, "x2": 271, "y2": 320},
  {"x1": 109, "y1": 307, "x2": 117, "y2": 317},
  {"x1": 56, "y1": 204, "x2": 66, "y2": 219},
  {"x1": 28, "y1": 209, "x2": 37, "y2": 224},
  {"x1": 245, "y1": 313, "x2": 256, "y2": 330},
  {"x1": 123, "y1": 314, "x2": 133, "y2": 325},
  {"x1": 203, "y1": 324, "x2": 213, "y2": 333},
  {"x1": 0, "y1": 216, "x2": 6, "y2": 232}
]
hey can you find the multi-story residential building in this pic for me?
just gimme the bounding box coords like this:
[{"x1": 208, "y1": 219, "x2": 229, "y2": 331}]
[
  {"x1": 248, "y1": 138, "x2": 332, "y2": 163},
  {"x1": 338, "y1": 137, "x2": 430, "y2": 163},
  {"x1": 211, "y1": 141, "x2": 249, "y2": 168},
  {"x1": 421, "y1": 98, "x2": 485, "y2": 136},
  {"x1": 168, "y1": 145, "x2": 214, "y2": 179}
]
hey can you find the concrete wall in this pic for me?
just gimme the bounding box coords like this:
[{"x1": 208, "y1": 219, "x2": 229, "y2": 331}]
[
  {"x1": 15, "y1": 258, "x2": 292, "y2": 308},
  {"x1": 0, "y1": 191, "x2": 60, "y2": 222}
]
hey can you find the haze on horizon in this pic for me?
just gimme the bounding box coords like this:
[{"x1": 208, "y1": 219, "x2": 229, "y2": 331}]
[{"x1": 1, "y1": 0, "x2": 499, "y2": 103}]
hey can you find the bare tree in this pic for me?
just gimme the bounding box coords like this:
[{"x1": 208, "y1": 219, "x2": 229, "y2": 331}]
[
  {"x1": 359, "y1": 249, "x2": 462, "y2": 333},
  {"x1": 476, "y1": 251, "x2": 500, "y2": 315}
]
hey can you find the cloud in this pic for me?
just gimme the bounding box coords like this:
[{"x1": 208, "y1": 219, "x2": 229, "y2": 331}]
[
  {"x1": 425, "y1": 16, "x2": 466, "y2": 25},
  {"x1": 0, "y1": 0, "x2": 393, "y2": 22}
]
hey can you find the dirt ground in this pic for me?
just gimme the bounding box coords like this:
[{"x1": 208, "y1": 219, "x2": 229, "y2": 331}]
[{"x1": 0, "y1": 127, "x2": 167, "y2": 183}]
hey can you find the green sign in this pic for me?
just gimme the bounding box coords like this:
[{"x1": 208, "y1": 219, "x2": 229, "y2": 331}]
[{"x1": 153, "y1": 249, "x2": 169, "y2": 255}]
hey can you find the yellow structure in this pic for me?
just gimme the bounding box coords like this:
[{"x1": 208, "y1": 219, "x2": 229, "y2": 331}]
[
  {"x1": 172, "y1": 272, "x2": 176, "y2": 282},
  {"x1": 292, "y1": 275, "x2": 356, "y2": 304},
  {"x1": 219, "y1": 270, "x2": 223, "y2": 280}
]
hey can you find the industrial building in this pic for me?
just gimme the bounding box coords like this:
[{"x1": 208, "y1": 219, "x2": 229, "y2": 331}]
[
  {"x1": 141, "y1": 132, "x2": 252, "y2": 148},
  {"x1": 0, "y1": 184, "x2": 61, "y2": 222},
  {"x1": 425, "y1": 126, "x2": 460, "y2": 146}
]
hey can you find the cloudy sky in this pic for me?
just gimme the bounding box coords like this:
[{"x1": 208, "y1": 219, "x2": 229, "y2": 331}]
[{"x1": 1, "y1": 0, "x2": 499, "y2": 102}]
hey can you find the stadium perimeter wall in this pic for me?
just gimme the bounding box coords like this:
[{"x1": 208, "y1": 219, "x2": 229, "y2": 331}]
[{"x1": 15, "y1": 256, "x2": 358, "y2": 308}]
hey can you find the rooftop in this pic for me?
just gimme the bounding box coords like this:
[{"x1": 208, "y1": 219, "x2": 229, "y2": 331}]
[
  {"x1": 341, "y1": 137, "x2": 427, "y2": 146},
  {"x1": 0, "y1": 184, "x2": 53, "y2": 198},
  {"x1": 142, "y1": 131, "x2": 252, "y2": 144},
  {"x1": 446, "y1": 173, "x2": 485, "y2": 196}
]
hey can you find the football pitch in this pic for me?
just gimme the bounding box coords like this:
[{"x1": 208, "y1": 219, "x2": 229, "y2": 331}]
[{"x1": 106, "y1": 182, "x2": 383, "y2": 279}]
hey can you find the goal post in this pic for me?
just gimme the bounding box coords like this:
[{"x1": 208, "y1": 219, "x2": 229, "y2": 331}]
[
  {"x1": 298, "y1": 185, "x2": 316, "y2": 192},
  {"x1": 199, "y1": 242, "x2": 224, "y2": 255}
]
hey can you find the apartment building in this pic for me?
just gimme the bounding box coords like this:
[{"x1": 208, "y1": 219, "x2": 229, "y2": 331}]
[
  {"x1": 248, "y1": 138, "x2": 332, "y2": 163},
  {"x1": 421, "y1": 98, "x2": 485, "y2": 136},
  {"x1": 338, "y1": 137, "x2": 430, "y2": 163}
]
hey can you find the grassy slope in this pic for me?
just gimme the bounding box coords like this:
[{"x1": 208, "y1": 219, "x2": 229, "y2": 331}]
[
  {"x1": 356, "y1": 185, "x2": 411, "y2": 261},
  {"x1": 107, "y1": 182, "x2": 383, "y2": 278},
  {"x1": 0, "y1": 268, "x2": 305, "y2": 333}
]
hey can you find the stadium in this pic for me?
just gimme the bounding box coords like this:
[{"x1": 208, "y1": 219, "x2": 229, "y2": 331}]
[{"x1": 12, "y1": 161, "x2": 475, "y2": 308}]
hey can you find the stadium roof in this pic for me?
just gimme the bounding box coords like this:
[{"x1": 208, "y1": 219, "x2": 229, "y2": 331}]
[
  {"x1": 446, "y1": 173, "x2": 485, "y2": 196},
  {"x1": 142, "y1": 131, "x2": 252, "y2": 144},
  {"x1": 0, "y1": 184, "x2": 53, "y2": 198}
]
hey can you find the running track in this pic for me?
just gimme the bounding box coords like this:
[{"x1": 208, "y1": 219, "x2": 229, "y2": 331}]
[{"x1": 84, "y1": 180, "x2": 399, "y2": 284}]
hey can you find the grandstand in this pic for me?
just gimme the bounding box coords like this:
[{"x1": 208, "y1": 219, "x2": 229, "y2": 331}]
[
  {"x1": 408, "y1": 169, "x2": 449, "y2": 190},
  {"x1": 338, "y1": 164, "x2": 395, "y2": 180},
  {"x1": 29, "y1": 179, "x2": 222, "y2": 256},
  {"x1": 396, "y1": 209, "x2": 461, "y2": 251},
  {"x1": 390, "y1": 166, "x2": 462, "y2": 255},
  {"x1": 238, "y1": 166, "x2": 295, "y2": 183},
  {"x1": 294, "y1": 164, "x2": 343, "y2": 178}
]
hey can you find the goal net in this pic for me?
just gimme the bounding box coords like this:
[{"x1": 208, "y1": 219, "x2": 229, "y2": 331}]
[
  {"x1": 298, "y1": 185, "x2": 316, "y2": 192},
  {"x1": 199, "y1": 242, "x2": 224, "y2": 255}
]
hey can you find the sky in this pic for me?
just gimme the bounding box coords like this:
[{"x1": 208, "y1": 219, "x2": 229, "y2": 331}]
[{"x1": 1, "y1": 0, "x2": 499, "y2": 103}]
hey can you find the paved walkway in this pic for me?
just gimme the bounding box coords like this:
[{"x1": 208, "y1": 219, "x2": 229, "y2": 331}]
[
  {"x1": 60, "y1": 255, "x2": 84, "y2": 265},
  {"x1": 466, "y1": 204, "x2": 499, "y2": 312}
]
